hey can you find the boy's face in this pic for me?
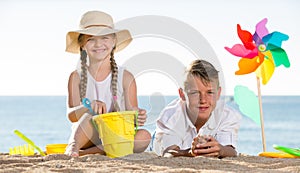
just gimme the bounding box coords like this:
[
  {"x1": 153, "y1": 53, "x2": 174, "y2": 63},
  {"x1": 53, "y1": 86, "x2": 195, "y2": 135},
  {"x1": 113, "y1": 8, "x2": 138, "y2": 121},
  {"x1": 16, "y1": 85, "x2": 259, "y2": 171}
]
[{"x1": 181, "y1": 75, "x2": 221, "y2": 124}]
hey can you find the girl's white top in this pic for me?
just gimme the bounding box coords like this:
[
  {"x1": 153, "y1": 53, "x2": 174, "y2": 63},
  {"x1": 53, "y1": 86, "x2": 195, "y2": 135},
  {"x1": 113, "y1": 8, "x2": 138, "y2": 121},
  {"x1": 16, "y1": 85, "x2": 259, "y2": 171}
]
[{"x1": 85, "y1": 65, "x2": 126, "y2": 112}]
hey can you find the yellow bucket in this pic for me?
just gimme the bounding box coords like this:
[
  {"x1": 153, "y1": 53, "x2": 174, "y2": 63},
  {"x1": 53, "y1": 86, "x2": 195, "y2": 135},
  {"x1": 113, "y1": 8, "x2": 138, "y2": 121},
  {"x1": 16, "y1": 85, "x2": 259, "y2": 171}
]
[
  {"x1": 46, "y1": 144, "x2": 68, "y2": 155},
  {"x1": 92, "y1": 111, "x2": 137, "y2": 158}
]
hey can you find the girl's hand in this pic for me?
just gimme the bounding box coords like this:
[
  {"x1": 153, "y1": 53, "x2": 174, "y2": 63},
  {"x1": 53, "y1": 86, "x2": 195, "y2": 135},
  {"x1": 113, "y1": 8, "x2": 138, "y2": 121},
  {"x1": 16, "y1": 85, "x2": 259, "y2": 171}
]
[
  {"x1": 136, "y1": 108, "x2": 147, "y2": 126},
  {"x1": 91, "y1": 100, "x2": 107, "y2": 115}
]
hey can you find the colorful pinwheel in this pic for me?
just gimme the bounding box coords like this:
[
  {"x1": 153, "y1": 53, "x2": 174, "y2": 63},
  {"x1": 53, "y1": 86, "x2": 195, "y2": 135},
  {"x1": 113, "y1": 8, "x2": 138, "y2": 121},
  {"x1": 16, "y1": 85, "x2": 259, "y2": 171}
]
[
  {"x1": 225, "y1": 18, "x2": 290, "y2": 152},
  {"x1": 225, "y1": 18, "x2": 290, "y2": 84}
]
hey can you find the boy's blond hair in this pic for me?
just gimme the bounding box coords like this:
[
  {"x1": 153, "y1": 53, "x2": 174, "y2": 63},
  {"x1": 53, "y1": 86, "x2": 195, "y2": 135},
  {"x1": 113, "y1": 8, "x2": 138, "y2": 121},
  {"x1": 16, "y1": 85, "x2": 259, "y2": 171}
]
[{"x1": 184, "y1": 59, "x2": 219, "y2": 90}]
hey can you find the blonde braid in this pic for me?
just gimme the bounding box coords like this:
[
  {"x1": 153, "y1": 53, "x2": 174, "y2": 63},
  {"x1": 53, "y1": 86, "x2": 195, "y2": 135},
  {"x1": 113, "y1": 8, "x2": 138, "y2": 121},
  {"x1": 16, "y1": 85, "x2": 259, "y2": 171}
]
[
  {"x1": 110, "y1": 47, "x2": 120, "y2": 111},
  {"x1": 80, "y1": 49, "x2": 88, "y2": 101}
]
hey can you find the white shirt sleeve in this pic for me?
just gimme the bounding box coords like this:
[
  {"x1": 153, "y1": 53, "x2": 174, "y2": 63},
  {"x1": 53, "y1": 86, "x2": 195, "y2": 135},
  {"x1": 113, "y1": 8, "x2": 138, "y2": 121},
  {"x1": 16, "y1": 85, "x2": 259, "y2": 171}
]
[
  {"x1": 153, "y1": 99, "x2": 184, "y2": 156},
  {"x1": 153, "y1": 120, "x2": 183, "y2": 156},
  {"x1": 153, "y1": 99, "x2": 196, "y2": 156}
]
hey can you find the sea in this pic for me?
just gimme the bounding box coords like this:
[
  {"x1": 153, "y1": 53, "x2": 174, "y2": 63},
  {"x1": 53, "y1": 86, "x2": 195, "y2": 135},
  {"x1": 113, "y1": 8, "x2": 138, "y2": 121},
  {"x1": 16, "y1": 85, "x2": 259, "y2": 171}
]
[{"x1": 0, "y1": 96, "x2": 299, "y2": 156}]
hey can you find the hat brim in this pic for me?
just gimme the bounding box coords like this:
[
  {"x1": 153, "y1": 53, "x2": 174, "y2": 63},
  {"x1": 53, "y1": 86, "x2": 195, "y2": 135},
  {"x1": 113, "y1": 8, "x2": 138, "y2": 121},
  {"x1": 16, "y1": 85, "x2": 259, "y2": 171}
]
[{"x1": 66, "y1": 26, "x2": 132, "y2": 54}]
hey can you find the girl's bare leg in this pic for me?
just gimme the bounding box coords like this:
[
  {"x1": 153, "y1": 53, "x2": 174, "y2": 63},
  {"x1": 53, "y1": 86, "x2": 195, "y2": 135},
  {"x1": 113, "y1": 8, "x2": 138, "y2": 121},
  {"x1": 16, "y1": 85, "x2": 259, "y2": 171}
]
[
  {"x1": 133, "y1": 129, "x2": 151, "y2": 153},
  {"x1": 79, "y1": 144, "x2": 105, "y2": 156},
  {"x1": 65, "y1": 113, "x2": 102, "y2": 157}
]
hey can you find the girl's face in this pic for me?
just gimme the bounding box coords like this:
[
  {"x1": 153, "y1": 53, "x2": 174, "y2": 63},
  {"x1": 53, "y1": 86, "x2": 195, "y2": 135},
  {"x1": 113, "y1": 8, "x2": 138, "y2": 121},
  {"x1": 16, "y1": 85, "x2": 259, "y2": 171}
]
[
  {"x1": 181, "y1": 75, "x2": 221, "y2": 124},
  {"x1": 83, "y1": 34, "x2": 116, "y2": 61}
]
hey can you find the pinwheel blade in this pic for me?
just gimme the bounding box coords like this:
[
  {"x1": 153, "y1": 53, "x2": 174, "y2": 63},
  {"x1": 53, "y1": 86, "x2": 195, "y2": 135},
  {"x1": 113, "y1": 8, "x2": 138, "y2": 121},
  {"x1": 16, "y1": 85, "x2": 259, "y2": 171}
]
[
  {"x1": 256, "y1": 54, "x2": 275, "y2": 85},
  {"x1": 225, "y1": 44, "x2": 257, "y2": 58},
  {"x1": 235, "y1": 54, "x2": 264, "y2": 75},
  {"x1": 262, "y1": 31, "x2": 289, "y2": 48},
  {"x1": 255, "y1": 18, "x2": 269, "y2": 40},
  {"x1": 234, "y1": 85, "x2": 260, "y2": 125},
  {"x1": 237, "y1": 24, "x2": 256, "y2": 50},
  {"x1": 267, "y1": 44, "x2": 290, "y2": 67}
]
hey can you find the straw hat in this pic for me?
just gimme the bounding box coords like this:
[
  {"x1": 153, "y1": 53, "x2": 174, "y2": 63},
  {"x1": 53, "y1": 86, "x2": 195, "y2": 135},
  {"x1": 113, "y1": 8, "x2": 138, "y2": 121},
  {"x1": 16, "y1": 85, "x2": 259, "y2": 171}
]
[{"x1": 66, "y1": 11, "x2": 132, "y2": 54}]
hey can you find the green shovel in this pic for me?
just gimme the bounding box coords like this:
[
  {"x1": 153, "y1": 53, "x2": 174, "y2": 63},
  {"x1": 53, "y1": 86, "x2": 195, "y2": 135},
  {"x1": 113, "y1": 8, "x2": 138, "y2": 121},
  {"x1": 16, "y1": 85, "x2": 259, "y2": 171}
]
[{"x1": 14, "y1": 130, "x2": 46, "y2": 156}]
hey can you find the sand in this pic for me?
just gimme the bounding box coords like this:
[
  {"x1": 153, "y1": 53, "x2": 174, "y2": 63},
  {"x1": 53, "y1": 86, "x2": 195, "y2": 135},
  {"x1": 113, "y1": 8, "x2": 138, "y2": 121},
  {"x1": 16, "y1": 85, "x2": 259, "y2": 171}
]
[{"x1": 0, "y1": 152, "x2": 300, "y2": 173}]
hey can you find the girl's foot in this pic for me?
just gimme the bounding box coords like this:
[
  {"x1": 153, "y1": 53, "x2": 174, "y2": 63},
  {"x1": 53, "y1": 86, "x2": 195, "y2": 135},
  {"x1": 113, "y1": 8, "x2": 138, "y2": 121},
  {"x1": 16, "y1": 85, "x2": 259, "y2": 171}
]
[{"x1": 65, "y1": 143, "x2": 79, "y2": 157}]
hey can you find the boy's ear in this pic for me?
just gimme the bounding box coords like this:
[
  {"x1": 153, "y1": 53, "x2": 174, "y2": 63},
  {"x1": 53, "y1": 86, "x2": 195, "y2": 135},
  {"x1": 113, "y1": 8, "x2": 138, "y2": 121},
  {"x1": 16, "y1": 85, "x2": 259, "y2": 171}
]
[{"x1": 178, "y1": 88, "x2": 186, "y2": 101}]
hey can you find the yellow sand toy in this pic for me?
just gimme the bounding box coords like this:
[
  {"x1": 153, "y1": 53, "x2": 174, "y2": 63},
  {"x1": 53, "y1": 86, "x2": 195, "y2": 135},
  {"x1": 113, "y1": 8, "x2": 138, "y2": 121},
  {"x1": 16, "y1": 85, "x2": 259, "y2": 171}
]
[
  {"x1": 10, "y1": 130, "x2": 68, "y2": 156},
  {"x1": 258, "y1": 145, "x2": 300, "y2": 158},
  {"x1": 259, "y1": 151, "x2": 298, "y2": 158},
  {"x1": 9, "y1": 130, "x2": 46, "y2": 156},
  {"x1": 45, "y1": 144, "x2": 68, "y2": 155},
  {"x1": 9, "y1": 144, "x2": 35, "y2": 156}
]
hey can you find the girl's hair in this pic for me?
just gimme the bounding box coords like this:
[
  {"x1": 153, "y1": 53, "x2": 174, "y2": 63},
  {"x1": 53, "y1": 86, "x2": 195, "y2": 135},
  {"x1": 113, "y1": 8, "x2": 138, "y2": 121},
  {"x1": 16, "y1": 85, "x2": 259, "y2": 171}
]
[
  {"x1": 184, "y1": 59, "x2": 219, "y2": 90},
  {"x1": 109, "y1": 47, "x2": 120, "y2": 112},
  {"x1": 79, "y1": 48, "x2": 88, "y2": 101},
  {"x1": 78, "y1": 34, "x2": 120, "y2": 111}
]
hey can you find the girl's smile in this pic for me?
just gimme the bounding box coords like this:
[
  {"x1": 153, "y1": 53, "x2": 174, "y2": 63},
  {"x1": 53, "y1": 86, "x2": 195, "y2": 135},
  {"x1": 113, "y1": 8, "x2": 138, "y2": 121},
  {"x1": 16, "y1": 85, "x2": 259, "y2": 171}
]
[{"x1": 83, "y1": 34, "x2": 116, "y2": 61}]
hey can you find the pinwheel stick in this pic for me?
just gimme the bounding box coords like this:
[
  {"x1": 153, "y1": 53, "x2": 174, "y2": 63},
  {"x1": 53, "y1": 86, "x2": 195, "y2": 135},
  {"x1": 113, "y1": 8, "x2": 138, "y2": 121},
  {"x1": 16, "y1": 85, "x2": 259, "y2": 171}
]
[{"x1": 257, "y1": 76, "x2": 266, "y2": 152}]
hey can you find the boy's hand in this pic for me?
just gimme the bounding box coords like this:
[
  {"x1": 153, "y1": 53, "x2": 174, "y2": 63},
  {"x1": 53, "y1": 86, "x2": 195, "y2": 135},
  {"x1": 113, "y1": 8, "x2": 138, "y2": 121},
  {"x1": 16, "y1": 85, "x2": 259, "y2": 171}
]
[{"x1": 191, "y1": 135, "x2": 221, "y2": 157}]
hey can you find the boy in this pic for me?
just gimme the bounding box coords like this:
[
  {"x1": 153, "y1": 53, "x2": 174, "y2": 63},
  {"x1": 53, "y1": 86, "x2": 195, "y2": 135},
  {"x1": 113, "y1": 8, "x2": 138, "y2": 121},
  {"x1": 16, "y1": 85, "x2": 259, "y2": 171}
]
[{"x1": 153, "y1": 59, "x2": 241, "y2": 158}]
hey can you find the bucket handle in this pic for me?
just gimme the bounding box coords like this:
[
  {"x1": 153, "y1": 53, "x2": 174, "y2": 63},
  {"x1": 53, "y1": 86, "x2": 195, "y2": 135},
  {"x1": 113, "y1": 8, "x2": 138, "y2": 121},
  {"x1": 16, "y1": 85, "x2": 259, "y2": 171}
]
[{"x1": 134, "y1": 111, "x2": 138, "y2": 134}]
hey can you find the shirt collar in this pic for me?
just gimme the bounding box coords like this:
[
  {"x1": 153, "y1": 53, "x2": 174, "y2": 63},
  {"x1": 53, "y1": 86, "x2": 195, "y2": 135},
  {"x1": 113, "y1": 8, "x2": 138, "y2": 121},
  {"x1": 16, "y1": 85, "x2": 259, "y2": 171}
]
[
  {"x1": 181, "y1": 100, "x2": 224, "y2": 131},
  {"x1": 202, "y1": 101, "x2": 225, "y2": 130},
  {"x1": 203, "y1": 111, "x2": 217, "y2": 130},
  {"x1": 181, "y1": 100, "x2": 197, "y2": 130}
]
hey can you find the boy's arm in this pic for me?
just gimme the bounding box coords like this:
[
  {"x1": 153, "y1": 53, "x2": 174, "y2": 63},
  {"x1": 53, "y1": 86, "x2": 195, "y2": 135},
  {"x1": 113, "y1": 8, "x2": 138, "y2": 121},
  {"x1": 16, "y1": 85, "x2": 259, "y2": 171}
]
[
  {"x1": 163, "y1": 145, "x2": 193, "y2": 157},
  {"x1": 218, "y1": 145, "x2": 237, "y2": 158},
  {"x1": 155, "y1": 122, "x2": 192, "y2": 157},
  {"x1": 154, "y1": 99, "x2": 190, "y2": 157}
]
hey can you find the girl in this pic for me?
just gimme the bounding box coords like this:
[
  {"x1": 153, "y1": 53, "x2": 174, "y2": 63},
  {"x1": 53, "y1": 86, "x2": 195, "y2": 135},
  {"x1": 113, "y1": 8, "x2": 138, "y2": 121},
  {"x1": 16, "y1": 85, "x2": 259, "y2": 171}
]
[{"x1": 64, "y1": 11, "x2": 151, "y2": 157}]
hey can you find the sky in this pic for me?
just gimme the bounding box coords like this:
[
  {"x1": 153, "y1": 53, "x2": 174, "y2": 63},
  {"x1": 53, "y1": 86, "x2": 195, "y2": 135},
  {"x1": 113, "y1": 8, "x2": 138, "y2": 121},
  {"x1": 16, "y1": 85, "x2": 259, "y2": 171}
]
[{"x1": 1, "y1": 0, "x2": 299, "y2": 96}]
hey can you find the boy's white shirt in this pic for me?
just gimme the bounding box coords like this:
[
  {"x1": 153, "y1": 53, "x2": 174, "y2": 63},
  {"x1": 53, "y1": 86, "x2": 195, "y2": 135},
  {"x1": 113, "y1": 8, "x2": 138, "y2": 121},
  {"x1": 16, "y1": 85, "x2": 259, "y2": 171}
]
[{"x1": 153, "y1": 98, "x2": 241, "y2": 156}]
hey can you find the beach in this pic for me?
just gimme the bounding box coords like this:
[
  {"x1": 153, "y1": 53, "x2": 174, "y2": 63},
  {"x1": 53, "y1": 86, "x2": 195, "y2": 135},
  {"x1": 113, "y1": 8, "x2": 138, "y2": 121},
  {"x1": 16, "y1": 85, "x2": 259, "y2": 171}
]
[
  {"x1": 1, "y1": 152, "x2": 299, "y2": 173},
  {"x1": 1, "y1": 96, "x2": 300, "y2": 172}
]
